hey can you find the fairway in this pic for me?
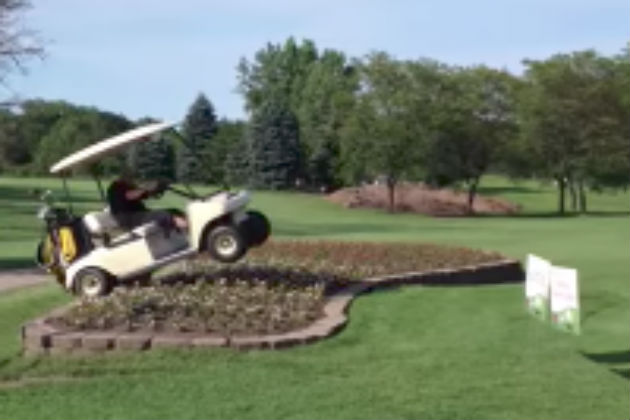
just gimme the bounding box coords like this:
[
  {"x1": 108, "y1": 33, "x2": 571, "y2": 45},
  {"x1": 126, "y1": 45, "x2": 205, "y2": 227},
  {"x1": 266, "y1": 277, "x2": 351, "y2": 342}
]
[{"x1": 0, "y1": 176, "x2": 628, "y2": 419}]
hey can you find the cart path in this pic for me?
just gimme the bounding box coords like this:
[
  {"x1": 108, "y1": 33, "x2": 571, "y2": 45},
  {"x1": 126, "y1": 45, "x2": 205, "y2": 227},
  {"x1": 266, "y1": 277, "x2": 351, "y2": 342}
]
[{"x1": 0, "y1": 268, "x2": 48, "y2": 294}]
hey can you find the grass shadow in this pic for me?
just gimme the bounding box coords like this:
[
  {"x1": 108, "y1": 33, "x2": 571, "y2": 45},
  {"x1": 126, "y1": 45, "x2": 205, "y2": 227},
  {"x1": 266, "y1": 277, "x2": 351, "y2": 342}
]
[
  {"x1": 477, "y1": 186, "x2": 540, "y2": 195},
  {"x1": 584, "y1": 211, "x2": 630, "y2": 217},
  {"x1": 0, "y1": 257, "x2": 34, "y2": 270},
  {"x1": 612, "y1": 368, "x2": 630, "y2": 380},
  {"x1": 467, "y1": 210, "x2": 630, "y2": 219},
  {"x1": 0, "y1": 185, "x2": 98, "y2": 206},
  {"x1": 582, "y1": 349, "x2": 630, "y2": 381},
  {"x1": 583, "y1": 349, "x2": 630, "y2": 365}
]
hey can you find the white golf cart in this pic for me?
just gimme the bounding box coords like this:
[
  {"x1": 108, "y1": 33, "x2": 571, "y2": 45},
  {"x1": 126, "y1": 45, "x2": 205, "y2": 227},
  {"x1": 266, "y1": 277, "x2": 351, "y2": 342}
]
[{"x1": 36, "y1": 121, "x2": 270, "y2": 298}]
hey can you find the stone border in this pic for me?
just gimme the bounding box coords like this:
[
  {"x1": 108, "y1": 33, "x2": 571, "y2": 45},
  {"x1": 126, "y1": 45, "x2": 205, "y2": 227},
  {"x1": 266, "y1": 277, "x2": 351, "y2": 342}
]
[{"x1": 21, "y1": 259, "x2": 523, "y2": 356}]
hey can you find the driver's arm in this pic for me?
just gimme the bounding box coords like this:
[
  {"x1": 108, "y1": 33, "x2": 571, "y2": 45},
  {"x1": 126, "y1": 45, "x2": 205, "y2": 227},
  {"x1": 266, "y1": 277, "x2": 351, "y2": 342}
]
[{"x1": 124, "y1": 188, "x2": 149, "y2": 201}]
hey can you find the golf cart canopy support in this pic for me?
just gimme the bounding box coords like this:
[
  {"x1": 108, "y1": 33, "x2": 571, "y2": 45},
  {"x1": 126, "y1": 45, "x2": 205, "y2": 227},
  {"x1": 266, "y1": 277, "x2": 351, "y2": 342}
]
[{"x1": 49, "y1": 121, "x2": 176, "y2": 174}]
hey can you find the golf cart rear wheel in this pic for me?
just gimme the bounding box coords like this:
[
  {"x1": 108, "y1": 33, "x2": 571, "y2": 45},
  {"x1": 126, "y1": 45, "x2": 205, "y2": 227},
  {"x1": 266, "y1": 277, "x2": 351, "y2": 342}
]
[
  {"x1": 206, "y1": 225, "x2": 246, "y2": 263},
  {"x1": 74, "y1": 267, "x2": 113, "y2": 298},
  {"x1": 242, "y1": 210, "x2": 271, "y2": 247}
]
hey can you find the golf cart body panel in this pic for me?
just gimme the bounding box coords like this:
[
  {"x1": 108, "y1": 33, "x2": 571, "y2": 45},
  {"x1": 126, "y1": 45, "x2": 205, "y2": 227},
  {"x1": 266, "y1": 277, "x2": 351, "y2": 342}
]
[
  {"x1": 187, "y1": 191, "x2": 250, "y2": 249},
  {"x1": 50, "y1": 121, "x2": 176, "y2": 174},
  {"x1": 64, "y1": 227, "x2": 191, "y2": 289},
  {"x1": 36, "y1": 121, "x2": 271, "y2": 298}
]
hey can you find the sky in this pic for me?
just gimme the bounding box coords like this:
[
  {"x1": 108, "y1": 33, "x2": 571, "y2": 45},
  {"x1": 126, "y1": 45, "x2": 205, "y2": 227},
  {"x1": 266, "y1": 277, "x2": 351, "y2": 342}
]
[{"x1": 6, "y1": 0, "x2": 630, "y2": 122}]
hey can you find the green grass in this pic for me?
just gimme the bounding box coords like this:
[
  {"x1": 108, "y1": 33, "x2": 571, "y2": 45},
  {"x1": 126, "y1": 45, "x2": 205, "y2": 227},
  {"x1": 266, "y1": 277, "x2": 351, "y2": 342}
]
[{"x1": 0, "y1": 175, "x2": 628, "y2": 419}]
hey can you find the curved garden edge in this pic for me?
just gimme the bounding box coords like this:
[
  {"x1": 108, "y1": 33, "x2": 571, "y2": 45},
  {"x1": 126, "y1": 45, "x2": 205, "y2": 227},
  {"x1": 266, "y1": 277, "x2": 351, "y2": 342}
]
[{"x1": 21, "y1": 259, "x2": 523, "y2": 356}]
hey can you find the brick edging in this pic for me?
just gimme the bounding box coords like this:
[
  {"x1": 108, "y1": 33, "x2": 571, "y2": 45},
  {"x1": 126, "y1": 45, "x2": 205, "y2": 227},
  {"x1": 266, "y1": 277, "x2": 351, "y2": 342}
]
[{"x1": 21, "y1": 259, "x2": 522, "y2": 356}]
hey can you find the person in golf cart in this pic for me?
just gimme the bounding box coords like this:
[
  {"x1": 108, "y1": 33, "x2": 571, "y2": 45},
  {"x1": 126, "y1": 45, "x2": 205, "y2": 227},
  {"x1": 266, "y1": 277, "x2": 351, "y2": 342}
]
[{"x1": 107, "y1": 168, "x2": 188, "y2": 232}]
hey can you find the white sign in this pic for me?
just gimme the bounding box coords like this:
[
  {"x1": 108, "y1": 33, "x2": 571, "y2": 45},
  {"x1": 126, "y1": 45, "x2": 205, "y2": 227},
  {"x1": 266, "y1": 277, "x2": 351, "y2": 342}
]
[
  {"x1": 525, "y1": 254, "x2": 551, "y2": 321},
  {"x1": 550, "y1": 266, "x2": 580, "y2": 334}
]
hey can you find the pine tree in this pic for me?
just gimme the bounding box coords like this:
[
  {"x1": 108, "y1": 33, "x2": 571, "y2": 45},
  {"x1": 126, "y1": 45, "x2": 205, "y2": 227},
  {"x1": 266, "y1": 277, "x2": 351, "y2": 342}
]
[
  {"x1": 178, "y1": 93, "x2": 217, "y2": 183},
  {"x1": 126, "y1": 118, "x2": 174, "y2": 181},
  {"x1": 128, "y1": 136, "x2": 175, "y2": 181},
  {"x1": 224, "y1": 134, "x2": 250, "y2": 187},
  {"x1": 248, "y1": 98, "x2": 301, "y2": 189}
]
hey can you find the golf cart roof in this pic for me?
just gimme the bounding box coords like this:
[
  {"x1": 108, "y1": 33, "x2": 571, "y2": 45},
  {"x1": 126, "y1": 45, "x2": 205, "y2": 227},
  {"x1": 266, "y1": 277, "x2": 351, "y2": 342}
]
[{"x1": 50, "y1": 121, "x2": 176, "y2": 174}]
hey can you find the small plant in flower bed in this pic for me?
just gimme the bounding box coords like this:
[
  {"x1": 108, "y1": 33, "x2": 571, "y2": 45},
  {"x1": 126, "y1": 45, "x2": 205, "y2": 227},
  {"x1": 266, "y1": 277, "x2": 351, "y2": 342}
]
[
  {"x1": 191, "y1": 240, "x2": 505, "y2": 281},
  {"x1": 51, "y1": 279, "x2": 325, "y2": 336}
]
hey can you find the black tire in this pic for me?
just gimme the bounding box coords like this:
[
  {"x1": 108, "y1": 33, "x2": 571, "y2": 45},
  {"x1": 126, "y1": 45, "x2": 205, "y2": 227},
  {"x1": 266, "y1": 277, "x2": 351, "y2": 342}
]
[
  {"x1": 241, "y1": 210, "x2": 271, "y2": 247},
  {"x1": 74, "y1": 267, "x2": 113, "y2": 298},
  {"x1": 206, "y1": 224, "x2": 246, "y2": 263}
]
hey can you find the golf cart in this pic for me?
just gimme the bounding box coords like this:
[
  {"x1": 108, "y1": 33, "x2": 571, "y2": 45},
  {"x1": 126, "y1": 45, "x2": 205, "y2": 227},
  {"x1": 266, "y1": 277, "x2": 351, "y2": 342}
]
[{"x1": 36, "y1": 121, "x2": 270, "y2": 298}]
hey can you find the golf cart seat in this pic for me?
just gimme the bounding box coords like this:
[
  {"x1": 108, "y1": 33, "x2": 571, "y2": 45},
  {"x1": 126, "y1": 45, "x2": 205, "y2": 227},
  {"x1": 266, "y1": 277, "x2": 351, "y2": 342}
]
[{"x1": 83, "y1": 209, "x2": 160, "y2": 246}]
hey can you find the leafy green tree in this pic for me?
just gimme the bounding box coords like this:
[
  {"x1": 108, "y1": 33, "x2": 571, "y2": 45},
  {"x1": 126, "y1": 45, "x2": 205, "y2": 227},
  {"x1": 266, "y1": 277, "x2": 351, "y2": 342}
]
[
  {"x1": 0, "y1": 110, "x2": 26, "y2": 169},
  {"x1": 33, "y1": 109, "x2": 131, "y2": 175},
  {"x1": 237, "y1": 37, "x2": 318, "y2": 113},
  {"x1": 297, "y1": 50, "x2": 358, "y2": 189},
  {"x1": 585, "y1": 47, "x2": 630, "y2": 194},
  {"x1": 239, "y1": 37, "x2": 339, "y2": 185},
  {"x1": 519, "y1": 50, "x2": 628, "y2": 213},
  {"x1": 178, "y1": 93, "x2": 218, "y2": 183},
  {"x1": 340, "y1": 53, "x2": 424, "y2": 211},
  {"x1": 248, "y1": 96, "x2": 301, "y2": 189},
  {"x1": 0, "y1": 100, "x2": 77, "y2": 170},
  {"x1": 425, "y1": 66, "x2": 520, "y2": 212}
]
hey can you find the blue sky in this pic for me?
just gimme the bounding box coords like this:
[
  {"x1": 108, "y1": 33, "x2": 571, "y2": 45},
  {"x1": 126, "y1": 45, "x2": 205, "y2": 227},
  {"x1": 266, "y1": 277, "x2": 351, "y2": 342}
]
[{"x1": 7, "y1": 0, "x2": 629, "y2": 121}]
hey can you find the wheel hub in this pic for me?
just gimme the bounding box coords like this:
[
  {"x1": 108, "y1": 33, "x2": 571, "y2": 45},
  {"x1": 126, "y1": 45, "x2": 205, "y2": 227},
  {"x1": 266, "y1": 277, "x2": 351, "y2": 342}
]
[
  {"x1": 216, "y1": 234, "x2": 237, "y2": 256},
  {"x1": 82, "y1": 274, "x2": 103, "y2": 296}
]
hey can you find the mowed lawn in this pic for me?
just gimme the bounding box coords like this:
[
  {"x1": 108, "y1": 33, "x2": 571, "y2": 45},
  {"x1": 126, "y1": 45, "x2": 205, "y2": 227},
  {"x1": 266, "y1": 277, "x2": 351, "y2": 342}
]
[{"x1": 0, "y1": 175, "x2": 628, "y2": 419}]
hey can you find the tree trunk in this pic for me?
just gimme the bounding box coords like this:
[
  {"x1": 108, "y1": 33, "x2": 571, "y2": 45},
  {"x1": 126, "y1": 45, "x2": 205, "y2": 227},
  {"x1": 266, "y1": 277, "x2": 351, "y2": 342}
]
[
  {"x1": 386, "y1": 177, "x2": 396, "y2": 213},
  {"x1": 467, "y1": 177, "x2": 479, "y2": 214},
  {"x1": 568, "y1": 178, "x2": 577, "y2": 212},
  {"x1": 557, "y1": 177, "x2": 566, "y2": 215},
  {"x1": 578, "y1": 178, "x2": 587, "y2": 213}
]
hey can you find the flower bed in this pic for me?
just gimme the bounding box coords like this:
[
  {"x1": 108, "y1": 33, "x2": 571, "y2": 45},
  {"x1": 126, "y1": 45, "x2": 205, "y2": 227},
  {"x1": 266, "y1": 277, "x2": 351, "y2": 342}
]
[
  {"x1": 191, "y1": 240, "x2": 504, "y2": 281},
  {"x1": 49, "y1": 240, "x2": 508, "y2": 338},
  {"x1": 50, "y1": 279, "x2": 325, "y2": 336}
]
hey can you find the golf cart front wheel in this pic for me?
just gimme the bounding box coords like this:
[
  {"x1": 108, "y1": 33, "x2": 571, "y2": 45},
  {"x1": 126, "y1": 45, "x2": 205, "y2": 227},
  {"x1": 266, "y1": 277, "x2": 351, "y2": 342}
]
[
  {"x1": 74, "y1": 267, "x2": 113, "y2": 298},
  {"x1": 206, "y1": 225, "x2": 246, "y2": 263},
  {"x1": 242, "y1": 210, "x2": 271, "y2": 247}
]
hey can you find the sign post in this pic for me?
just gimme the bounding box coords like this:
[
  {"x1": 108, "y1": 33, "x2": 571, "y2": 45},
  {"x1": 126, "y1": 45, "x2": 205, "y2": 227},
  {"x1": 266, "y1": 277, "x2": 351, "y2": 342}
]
[
  {"x1": 550, "y1": 266, "x2": 581, "y2": 334},
  {"x1": 525, "y1": 254, "x2": 551, "y2": 321}
]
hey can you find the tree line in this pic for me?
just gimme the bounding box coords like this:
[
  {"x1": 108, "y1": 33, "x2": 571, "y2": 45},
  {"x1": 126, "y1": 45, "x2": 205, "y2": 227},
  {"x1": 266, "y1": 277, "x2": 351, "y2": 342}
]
[{"x1": 1, "y1": 37, "x2": 628, "y2": 214}]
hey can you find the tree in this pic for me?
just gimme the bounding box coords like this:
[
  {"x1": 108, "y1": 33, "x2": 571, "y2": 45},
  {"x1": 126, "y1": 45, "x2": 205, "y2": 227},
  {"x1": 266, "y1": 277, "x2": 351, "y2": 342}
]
[
  {"x1": 0, "y1": 100, "x2": 75, "y2": 171},
  {"x1": 586, "y1": 47, "x2": 630, "y2": 194},
  {"x1": 239, "y1": 38, "x2": 331, "y2": 184},
  {"x1": 248, "y1": 96, "x2": 301, "y2": 189},
  {"x1": 425, "y1": 66, "x2": 519, "y2": 212},
  {"x1": 297, "y1": 50, "x2": 358, "y2": 189},
  {"x1": 127, "y1": 118, "x2": 175, "y2": 181},
  {"x1": 0, "y1": 0, "x2": 43, "y2": 102},
  {"x1": 0, "y1": 109, "x2": 24, "y2": 170},
  {"x1": 519, "y1": 50, "x2": 629, "y2": 214},
  {"x1": 178, "y1": 93, "x2": 218, "y2": 184},
  {"x1": 215, "y1": 119, "x2": 247, "y2": 186},
  {"x1": 33, "y1": 108, "x2": 131, "y2": 175},
  {"x1": 237, "y1": 37, "x2": 318, "y2": 114},
  {"x1": 340, "y1": 53, "x2": 424, "y2": 211}
]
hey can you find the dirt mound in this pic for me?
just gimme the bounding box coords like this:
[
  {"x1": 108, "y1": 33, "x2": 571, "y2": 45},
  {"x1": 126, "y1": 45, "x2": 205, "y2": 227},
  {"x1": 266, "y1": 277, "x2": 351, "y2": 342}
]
[{"x1": 325, "y1": 183, "x2": 520, "y2": 216}]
